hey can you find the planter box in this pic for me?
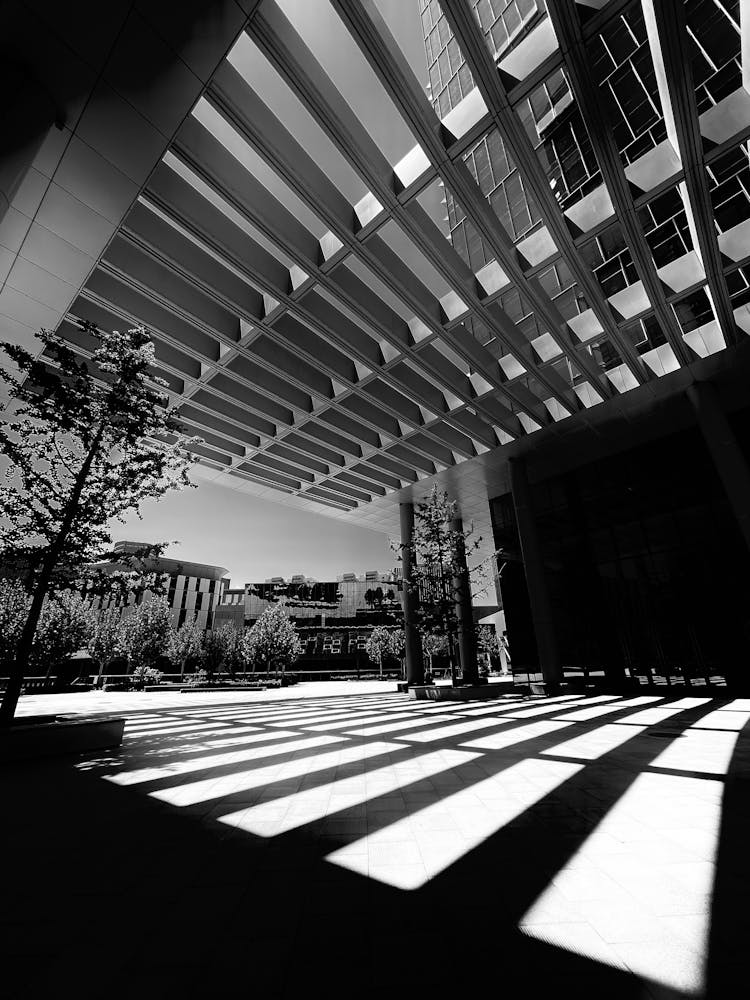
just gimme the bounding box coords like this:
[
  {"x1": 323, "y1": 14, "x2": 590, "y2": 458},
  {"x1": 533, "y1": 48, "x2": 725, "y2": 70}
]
[
  {"x1": 0, "y1": 716, "x2": 125, "y2": 763},
  {"x1": 179, "y1": 684, "x2": 267, "y2": 692},
  {"x1": 409, "y1": 684, "x2": 509, "y2": 702}
]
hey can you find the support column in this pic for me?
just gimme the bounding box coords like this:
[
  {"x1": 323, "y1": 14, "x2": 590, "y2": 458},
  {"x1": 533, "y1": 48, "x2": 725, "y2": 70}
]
[
  {"x1": 451, "y1": 517, "x2": 478, "y2": 685},
  {"x1": 508, "y1": 457, "x2": 563, "y2": 691},
  {"x1": 399, "y1": 502, "x2": 424, "y2": 686},
  {"x1": 687, "y1": 381, "x2": 750, "y2": 552}
]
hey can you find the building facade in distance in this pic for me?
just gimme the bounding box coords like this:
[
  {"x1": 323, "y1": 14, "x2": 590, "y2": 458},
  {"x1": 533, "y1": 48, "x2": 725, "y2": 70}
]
[
  {"x1": 87, "y1": 542, "x2": 229, "y2": 631},
  {"x1": 214, "y1": 570, "x2": 402, "y2": 630}
]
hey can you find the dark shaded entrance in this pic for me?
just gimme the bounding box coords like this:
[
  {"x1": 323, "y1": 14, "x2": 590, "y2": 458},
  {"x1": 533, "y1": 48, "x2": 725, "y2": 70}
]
[{"x1": 491, "y1": 417, "x2": 750, "y2": 692}]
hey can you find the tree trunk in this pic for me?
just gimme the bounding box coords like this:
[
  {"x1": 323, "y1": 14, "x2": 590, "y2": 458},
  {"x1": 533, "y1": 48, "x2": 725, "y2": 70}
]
[
  {"x1": 447, "y1": 631, "x2": 458, "y2": 687},
  {"x1": 0, "y1": 425, "x2": 104, "y2": 725}
]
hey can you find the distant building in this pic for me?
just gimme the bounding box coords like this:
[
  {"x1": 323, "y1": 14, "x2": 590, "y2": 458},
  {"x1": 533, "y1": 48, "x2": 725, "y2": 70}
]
[
  {"x1": 86, "y1": 542, "x2": 229, "y2": 630},
  {"x1": 214, "y1": 570, "x2": 402, "y2": 630}
]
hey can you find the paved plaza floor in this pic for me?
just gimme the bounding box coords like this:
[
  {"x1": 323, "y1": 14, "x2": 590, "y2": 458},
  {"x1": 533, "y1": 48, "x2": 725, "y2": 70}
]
[{"x1": 2, "y1": 684, "x2": 748, "y2": 999}]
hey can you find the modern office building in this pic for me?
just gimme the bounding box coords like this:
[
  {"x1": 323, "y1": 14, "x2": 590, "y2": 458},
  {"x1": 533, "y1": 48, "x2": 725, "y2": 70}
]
[
  {"x1": 87, "y1": 542, "x2": 229, "y2": 630},
  {"x1": 212, "y1": 570, "x2": 406, "y2": 675},
  {"x1": 3, "y1": 1, "x2": 750, "y2": 691},
  {"x1": 214, "y1": 570, "x2": 401, "y2": 628}
]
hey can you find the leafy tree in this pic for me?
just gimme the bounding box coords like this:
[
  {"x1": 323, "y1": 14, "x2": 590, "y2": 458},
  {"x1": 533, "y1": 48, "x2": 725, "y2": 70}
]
[
  {"x1": 374, "y1": 586, "x2": 384, "y2": 607},
  {"x1": 364, "y1": 588, "x2": 374, "y2": 609},
  {"x1": 242, "y1": 605, "x2": 302, "y2": 678},
  {"x1": 30, "y1": 591, "x2": 96, "y2": 677},
  {"x1": 390, "y1": 627, "x2": 406, "y2": 679},
  {"x1": 200, "y1": 624, "x2": 238, "y2": 682},
  {"x1": 365, "y1": 625, "x2": 401, "y2": 679},
  {"x1": 87, "y1": 605, "x2": 126, "y2": 679},
  {"x1": 0, "y1": 323, "x2": 195, "y2": 723},
  {"x1": 223, "y1": 626, "x2": 247, "y2": 678},
  {"x1": 168, "y1": 617, "x2": 204, "y2": 678},
  {"x1": 421, "y1": 631, "x2": 448, "y2": 674},
  {"x1": 477, "y1": 624, "x2": 500, "y2": 659},
  {"x1": 392, "y1": 486, "x2": 487, "y2": 686},
  {"x1": 477, "y1": 624, "x2": 502, "y2": 676},
  {"x1": 386, "y1": 588, "x2": 395, "y2": 603},
  {"x1": 121, "y1": 597, "x2": 174, "y2": 674},
  {"x1": 0, "y1": 579, "x2": 30, "y2": 672}
]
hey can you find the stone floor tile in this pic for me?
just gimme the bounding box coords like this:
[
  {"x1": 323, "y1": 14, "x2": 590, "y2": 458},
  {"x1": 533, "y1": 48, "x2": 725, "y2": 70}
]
[
  {"x1": 612, "y1": 939, "x2": 705, "y2": 994},
  {"x1": 5, "y1": 686, "x2": 748, "y2": 998},
  {"x1": 522, "y1": 921, "x2": 628, "y2": 970},
  {"x1": 573, "y1": 898, "x2": 666, "y2": 943},
  {"x1": 552, "y1": 868, "x2": 636, "y2": 903}
]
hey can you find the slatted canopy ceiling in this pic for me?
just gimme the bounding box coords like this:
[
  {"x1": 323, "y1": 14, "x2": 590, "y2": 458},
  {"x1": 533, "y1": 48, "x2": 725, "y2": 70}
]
[{"x1": 45, "y1": 0, "x2": 750, "y2": 541}]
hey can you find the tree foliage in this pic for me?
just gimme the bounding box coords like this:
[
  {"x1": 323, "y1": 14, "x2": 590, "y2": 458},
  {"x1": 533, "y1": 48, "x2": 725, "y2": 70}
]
[
  {"x1": 477, "y1": 624, "x2": 500, "y2": 658},
  {"x1": 87, "y1": 605, "x2": 125, "y2": 675},
  {"x1": 222, "y1": 626, "x2": 247, "y2": 677},
  {"x1": 0, "y1": 579, "x2": 30, "y2": 668},
  {"x1": 421, "y1": 630, "x2": 448, "y2": 663},
  {"x1": 389, "y1": 628, "x2": 405, "y2": 659},
  {"x1": 84, "y1": 544, "x2": 175, "y2": 606},
  {"x1": 200, "y1": 624, "x2": 238, "y2": 681},
  {"x1": 364, "y1": 625, "x2": 402, "y2": 678},
  {"x1": 168, "y1": 617, "x2": 204, "y2": 676},
  {"x1": 29, "y1": 591, "x2": 96, "y2": 675},
  {"x1": 0, "y1": 323, "x2": 196, "y2": 722},
  {"x1": 242, "y1": 605, "x2": 301, "y2": 676},
  {"x1": 121, "y1": 597, "x2": 174, "y2": 672},
  {"x1": 392, "y1": 486, "x2": 485, "y2": 684}
]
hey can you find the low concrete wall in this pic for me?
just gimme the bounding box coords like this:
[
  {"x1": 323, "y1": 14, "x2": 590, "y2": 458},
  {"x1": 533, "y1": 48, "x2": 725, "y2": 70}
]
[
  {"x1": 410, "y1": 684, "x2": 509, "y2": 701},
  {"x1": 0, "y1": 716, "x2": 125, "y2": 763}
]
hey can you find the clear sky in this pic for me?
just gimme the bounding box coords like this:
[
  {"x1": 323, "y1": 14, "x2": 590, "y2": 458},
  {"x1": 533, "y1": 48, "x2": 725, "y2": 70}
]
[
  {"x1": 110, "y1": 480, "x2": 395, "y2": 588},
  {"x1": 111, "y1": 0, "x2": 431, "y2": 588}
]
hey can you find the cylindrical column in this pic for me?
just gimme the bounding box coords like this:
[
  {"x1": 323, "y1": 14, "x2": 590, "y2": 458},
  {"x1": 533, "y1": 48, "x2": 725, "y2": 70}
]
[
  {"x1": 451, "y1": 517, "x2": 478, "y2": 685},
  {"x1": 508, "y1": 457, "x2": 563, "y2": 691},
  {"x1": 687, "y1": 381, "x2": 750, "y2": 553},
  {"x1": 399, "y1": 501, "x2": 424, "y2": 686}
]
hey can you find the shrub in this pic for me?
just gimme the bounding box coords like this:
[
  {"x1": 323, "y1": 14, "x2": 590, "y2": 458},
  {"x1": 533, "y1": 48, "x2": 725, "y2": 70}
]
[{"x1": 130, "y1": 665, "x2": 163, "y2": 688}]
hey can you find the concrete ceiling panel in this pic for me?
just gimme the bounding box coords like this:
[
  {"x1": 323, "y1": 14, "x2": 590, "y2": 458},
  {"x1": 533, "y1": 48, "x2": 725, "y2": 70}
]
[
  {"x1": 31, "y1": 126, "x2": 72, "y2": 180},
  {"x1": 6, "y1": 257, "x2": 77, "y2": 313},
  {"x1": 136, "y1": 0, "x2": 247, "y2": 84},
  {"x1": 0, "y1": 285, "x2": 60, "y2": 331},
  {"x1": 35, "y1": 185, "x2": 116, "y2": 259},
  {"x1": 55, "y1": 137, "x2": 139, "y2": 225},
  {"x1": 24, "y1": 0, "x2": 131, "y2": 72},
  {"x1": 21, "y1": 223, "x2": 94, "y2": 288},
  {"x1": 0, "y1": 313, "x2": 38, "y2": 350},
  {"x1": 0, "y1": 208, "x2": 32, "y2": 255},
  {"x1": 104, "y1": 11, "x2": 204, "y2": 137},
  {"x1": 76, "y1": 81, "x2": 166, "y2": 186},
  {"x1": 0, "y1": 247, "x2": 15, "y2": 285},
  {"x1": 9, "y1": 166, "x2": 48, "y2": 219}
]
